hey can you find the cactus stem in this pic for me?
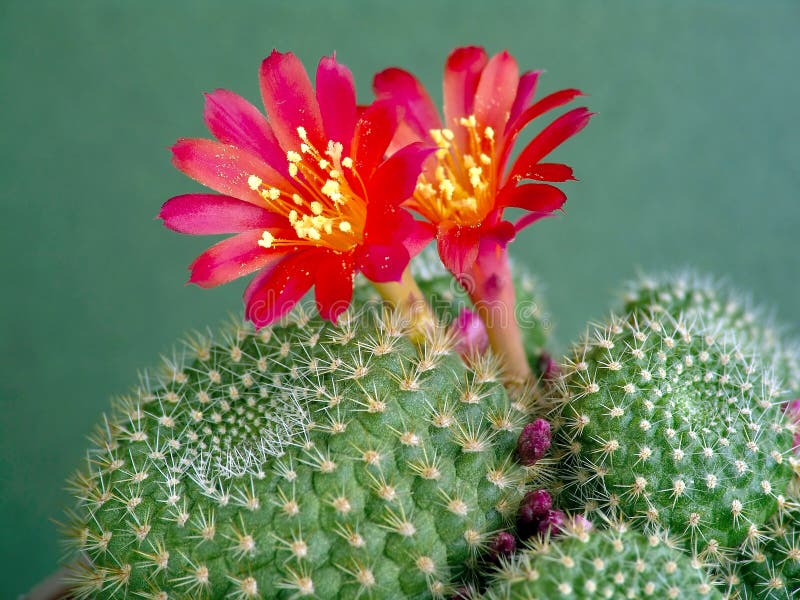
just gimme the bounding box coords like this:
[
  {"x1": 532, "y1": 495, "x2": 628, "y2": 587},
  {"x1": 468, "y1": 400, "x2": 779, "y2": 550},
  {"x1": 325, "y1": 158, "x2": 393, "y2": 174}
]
[{"x1": 371, "y1": 266, "x2": 437, "y2": 342}]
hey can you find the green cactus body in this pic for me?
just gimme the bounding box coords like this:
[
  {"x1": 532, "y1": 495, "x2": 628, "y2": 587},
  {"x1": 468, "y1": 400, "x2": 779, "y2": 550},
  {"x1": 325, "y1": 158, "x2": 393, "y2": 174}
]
[
  {"x1": 62, "y1": 306, "x2": 539, "y2": 599},
  {"x1": 622, "y1": 271, "x2": 800, "y2": 398},
  {"x1": 484, "y1": 521, "x2": 721, "y2": 599},
  {"x1": 738, "y1": 509, "x2": 800, "y2": 599},
  {"x1": 550, "y1": 311, "x2": 796, "y2": 562}
]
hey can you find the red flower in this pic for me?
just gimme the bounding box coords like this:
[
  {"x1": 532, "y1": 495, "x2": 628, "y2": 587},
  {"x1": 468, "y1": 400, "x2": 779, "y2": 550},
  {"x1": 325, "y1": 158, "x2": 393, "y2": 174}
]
[
  {"x1": 374, "y1": 46, "x2": 592, "y2": 276},
  {"x1": 161, "y1": 51, "x2": 433, "y2": 326}
]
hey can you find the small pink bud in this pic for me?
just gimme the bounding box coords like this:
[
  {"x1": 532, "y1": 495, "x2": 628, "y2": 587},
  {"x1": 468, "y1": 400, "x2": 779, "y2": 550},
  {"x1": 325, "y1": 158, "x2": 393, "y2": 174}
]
[
  {"x1": 784, "y1": 398, "x2": 800, "y2": 451},
  {"x1": 488, "y1": 531, "x2": 516, "y2": 562},
  {"x1": 573, "y1": 514, "x2": 593, "y2": 533},
  {"x1": 518, "y1": 489, "x2": 552, "y2": 524},
  {"x1": 538, "y1": 509, "x2": 567, "y2": 536},
  {"x1": 450, "y1": 308, "x2": 489, "y2": 357},
  {"x1": 517, "y1": 419, "x2": 551, "y2": 465},
  {"x1": 538, "y1": 352, "x2": 560, "y2": 380}
]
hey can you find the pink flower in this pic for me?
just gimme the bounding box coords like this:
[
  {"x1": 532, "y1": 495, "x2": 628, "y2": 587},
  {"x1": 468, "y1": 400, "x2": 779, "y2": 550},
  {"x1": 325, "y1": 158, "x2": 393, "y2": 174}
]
[
  {"x1": 373, "y1": 46, "x2": 592, "y2": 277},
  {"x1": 161, "y1": 51, "x2": 433, "y2": 327}
]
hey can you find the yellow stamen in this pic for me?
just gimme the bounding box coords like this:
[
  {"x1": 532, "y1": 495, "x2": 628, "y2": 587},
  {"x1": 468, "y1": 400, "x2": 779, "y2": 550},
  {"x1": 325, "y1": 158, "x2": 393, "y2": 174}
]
[
  {"x1": 247, "y1": 175, "x2": 262, "y2": 190},
  {"x1": 257, "y1": 231, "x2": 274, "y2": 249}
]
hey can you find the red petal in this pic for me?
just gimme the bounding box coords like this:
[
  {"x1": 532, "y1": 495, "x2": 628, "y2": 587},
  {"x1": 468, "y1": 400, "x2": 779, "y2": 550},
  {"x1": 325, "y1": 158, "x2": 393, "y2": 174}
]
[
  {"x1": 314, "y1": 252, "x2": 355, "y2": 323},
  {"x1": 474, "y1": 50, "x2": 519, "y2": 133},
  {"x1": 443, "y1": 46, "x2": 489, "y2": 129},
  {"x1": 352, "y1": 98, "x2": 400, "y2": 178},
  {"x1": 243, "y1": 251, "x2": 316, "y2": 327},
  {"x1": 203, "y1": 89, "x2": 287, "y2": 173},
  {"x1": 373, "y1": 67, "x2": 442, "y2": 140},
  {"x1": 171, "y1": 138, "x2": 291, "y2": 206},
  {"x1": 356, "y1": 243, "x2": 410, "y2": 283},
  {"x1": 400, "y1": 217, "x2": 436, "y2": 258},
  {"x1": 508, "y1": 70, "x2": 542, "y2": 125},
  {"x1": 259, "y1": 50, "x2": 324, "y2": 151},
  {"x1": 188, "y1": 230, "x2": 282, "y2": 288},
  {"x1": 316, "y1": 55, "x2": 357, "y2": 154},
  {"x1": 367, "y1": 142, "x2": 435, "y2": 208},
  {"x1": 506, "y1": 88, "x2": 585, "y2": 138},
  {"x1": 497, "y1": 183, "x2": 567, "y2": 213},
  {"x1": 510, "y1": 162, "x2": 575, "y2": 183},
  {"x1": 508, "y1": 107, "x2": 593, "y2": 178},
  {"x1": 436, "y1": 223, "x2": 481, "y2": 278},
  {"x1": 160, "y1": 194, "x2": 283, "y2": 234}
]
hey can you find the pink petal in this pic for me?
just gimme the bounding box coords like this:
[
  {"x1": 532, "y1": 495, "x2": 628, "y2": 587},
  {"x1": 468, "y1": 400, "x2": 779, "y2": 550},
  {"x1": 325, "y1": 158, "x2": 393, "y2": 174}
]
[
  {"x1": 399, "y1": 215, "x2": 436, "y2": 258},
  {"x1": 443, "y1": 46, "x2": 489, "y2": 130},
  {"x1": 160, "y1": 194, "x2": 283, "y2": 234},
  {"x1": 508, "y1": 107, "x2": 593, "y2": 179},
  {"x1": 436, "y1": 223, "x2": 481, "y2": 278},
  {"x1": 497, "y1": 183, "x2": 567, "y2": 213},
  {"x1": 243, "y1": 251, "x2": 316, "y2": 328},
  {"x1": 171, "y1": 138, "x2": 291, "y2": 206},
  {"x1": 352, "y1": 98, "x2": 400, "y2": 178},
  {"x1": 314, "y1": 252, "x2": 355, "y2": 323},
  {"x1": 203, "y1": 89, "x2": 287, "y2": 173},
  {"x1": 188, "y1": 230, "x2": 283, "y2": 288},
  {"x1": 450, "y1": 308, "x2": 489, "y2": 357},
  {"x1": 356, "y1": 242, "x2": 410, "y2": 283},
  {"x1": 508, "y1": 70, "x2": 541, "y2": 125},
  {"x1": 316, "y1": 55, "x2": 357, "y2": 153},
  {"x1": 373, "y1": 67, "x2": 442, "y2": 140},
  {"x1": 367, "y1": 142, "x2": 435, "y2": 208},
  {"x1": 474, "y1": 50, "x2": 519, "y2": 133},
  {"x1": 259, "y1": 50, "x2": 325, "y2": 151}
]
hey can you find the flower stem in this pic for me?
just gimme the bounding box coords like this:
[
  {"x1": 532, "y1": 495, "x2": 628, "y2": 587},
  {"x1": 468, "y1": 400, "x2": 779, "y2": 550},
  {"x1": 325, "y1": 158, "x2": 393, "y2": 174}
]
[
  {"x1": 372, "y1": 267, "x2": 436, "y2": 342},
  {"x1": 464, "y1": 247, "x2": 533, "y2": 383}
]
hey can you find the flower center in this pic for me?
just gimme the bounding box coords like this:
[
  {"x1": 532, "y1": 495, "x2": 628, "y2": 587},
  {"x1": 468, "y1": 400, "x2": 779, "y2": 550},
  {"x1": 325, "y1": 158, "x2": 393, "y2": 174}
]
[
  {"x1": 411, "y1": 115, "x2": 497, "y2": 226},
  {"x1": 247, "y1": 127, "x2": 366, "y2": 253}
]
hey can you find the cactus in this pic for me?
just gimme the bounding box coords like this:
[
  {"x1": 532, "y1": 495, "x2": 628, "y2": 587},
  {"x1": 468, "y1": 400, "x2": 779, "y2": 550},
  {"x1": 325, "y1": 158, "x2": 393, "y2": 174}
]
[
  {"x1": 60, "y1": 304, "x2": 544, "y2": 599},
  {"x1": 622, "y1": 270, "x2": 800, "y2": 398},
  {"x1": 483, "y1": 519, "x2": 722, "y2": 599},
  {"x1": 549, "y1": 310, "x2": 797, "y2": 563},
  {"x1": 737, "y1": 508, "x2": 800, "y2": 599}
]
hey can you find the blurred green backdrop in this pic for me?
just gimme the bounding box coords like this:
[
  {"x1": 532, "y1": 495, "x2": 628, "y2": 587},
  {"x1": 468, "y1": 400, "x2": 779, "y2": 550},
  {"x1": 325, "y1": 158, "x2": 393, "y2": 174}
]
[{"x1": 1, "y1": 0, "x2": 798, "y2": 594}]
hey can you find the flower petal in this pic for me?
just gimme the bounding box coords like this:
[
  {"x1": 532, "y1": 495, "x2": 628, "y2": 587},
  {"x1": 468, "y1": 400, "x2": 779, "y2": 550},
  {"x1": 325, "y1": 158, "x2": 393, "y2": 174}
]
[
  {"x1": 506, "y1": 88, "x2": 585, "y2": 138},
  {"x1": 373, "y1": 67, "x2": 442, "y2": 140},
  {"x1": 243, "y1": 251, "x2": 316, "y2": 327},
  {"x1": 443, "y1": 46, "x2": 489, "y2": 129},
  {"x1": 509, "y1": 162, "x2": 576, "y2": 183},
  {"x1": 497, "y1": 183, "x2": 567, "y2": 212},
  {"x1": 352, "y1": 98, "x2": 400, "y2": 178},
  {"x1": 356, "y1": 242, "x2": 410, "y2": 283},
  {"x1": 508, "y1": 107, "x2": 593, "y2": 178},
  {"x1": 314, "y1": 252, "x2": 355, "y2": 323},
  {"x1": 367, "y1": 142, "x2": 435, "y2": 208},
  {"x1": 436, "y1": 223, "x2": 481, "y2": 278},
  {"x1": 159, "y1": 194, "x2": 284, "y2": 234},
  {"x1": 188, "y1": 230, "x2": 283, "y2": 288},
  {"x1": 474, "y1": 50, "x2": 519, "y2": 133},
  {"x1": 508, "y1": 70, "x2": 542, "y2": 125},
  {"x1": 316, "y1": 55, "x2": 357, "y2": 154},
  {"x1": 171, "y1": 138, "x2": 292, "y2": 206},
  {"x1": 203, "y1": 89, "x2": 287, "y2": 172},
  {"x1": 259, "y1": 50, "x2": 324, "y2": 151}
]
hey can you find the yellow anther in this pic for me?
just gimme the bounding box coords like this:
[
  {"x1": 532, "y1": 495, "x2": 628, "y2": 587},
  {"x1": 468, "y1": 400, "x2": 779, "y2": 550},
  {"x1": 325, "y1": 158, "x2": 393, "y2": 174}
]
[
  {"x1": 289, "y1": 210, "x2": 299, "y2": 225},
  {"x1": 328, "y1": 169, "x2": 340, "y2": 179},
  {"x1": 480, "y1": 153, "x2": 492, "y2": 165},
  {"x1": 342, "y1": 157, "x2": 353, "y2": 168},
  {"x1": 310, "y1": 201, "x2": 324, "y2": 215},
  {"x1": 339, "y1": 221, "x2": 352, "y2": 233},
  {"x1": 288, "y1": 164, "x2": 298, "y2": 177},
  {"x1": 297, "y1": 126, "x2": 308, "y2": 141},
  {"x1": 257, "y1": 231, "x2": 274, "y2": 249},
  {"x1": 247, "y1": 175, "x2": 262, "y2": 190},
  {"x1": 321, "y1": 179, "x2": 341, "y2": 201},
  {"x1": 292, "y1": 194, "x2": 304, "y2": 206},
  {"x1": 484, "y1": 126, "x2": 495, "y2": 141},
  {"x1": 441, "y1": 129, "x2": 455, "y2": 141},
  {"x1": 318, "y1": 159, "x2": 330, "y2": 170},
  {"x1": 468, "y1": 167, "x2": 483, "y2": 188},
  {"x1": 286, "y1": 151, "x2": 302, "y2": 163},
  {"x1": 300, "y1": 143, "x2": 310, "y2": 154},
  {"x1": 265, "y1": 188, "x2": 281, "y2": 200}
]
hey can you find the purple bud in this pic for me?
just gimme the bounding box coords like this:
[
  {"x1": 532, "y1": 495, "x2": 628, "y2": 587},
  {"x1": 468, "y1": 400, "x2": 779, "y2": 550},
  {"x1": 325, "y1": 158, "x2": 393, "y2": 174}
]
[
  {"x1": 517, "y1": 418, "x2": 551, "y2": 465},
  {"x1": 488, "y1": 531, "x2": 516, "y2": 562},
  {"x1": 538, "y1": 352, "x2": 560, "y2": 380},
  {"x1": 538, "y1": 509, "x2": 567, "y2": 536},
  {"x1": 450, "y1": 308, "x2": 489, "y2": 357},
  {"x1": 518, "y1": 489, "x2": 552, "y2": 524}
]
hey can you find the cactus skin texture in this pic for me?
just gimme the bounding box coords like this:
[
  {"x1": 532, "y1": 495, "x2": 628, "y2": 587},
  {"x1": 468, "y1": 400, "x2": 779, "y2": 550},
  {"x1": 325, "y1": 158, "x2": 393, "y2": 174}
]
[
  {"x1": 737, "y1": 508, "x2": 800, "y2": 599},
  {"x1": 621, "y1": 270, "x2": 800, "y2": 399},
  {"x1": 61, "y1": 305, "x2": 541, "y2": 599},
  {"x1": 550, "y1": 310, "x2": 797, "y2": 563},
  {"x1": 483, "y1": 519, "x2": 721, "y2": 599}
]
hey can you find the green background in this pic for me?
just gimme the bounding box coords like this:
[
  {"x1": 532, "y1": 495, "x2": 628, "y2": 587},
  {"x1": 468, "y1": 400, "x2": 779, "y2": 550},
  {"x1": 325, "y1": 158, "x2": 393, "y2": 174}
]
[{"x1": 1, "y1": 0, "x2": 798, "y2": 595}]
